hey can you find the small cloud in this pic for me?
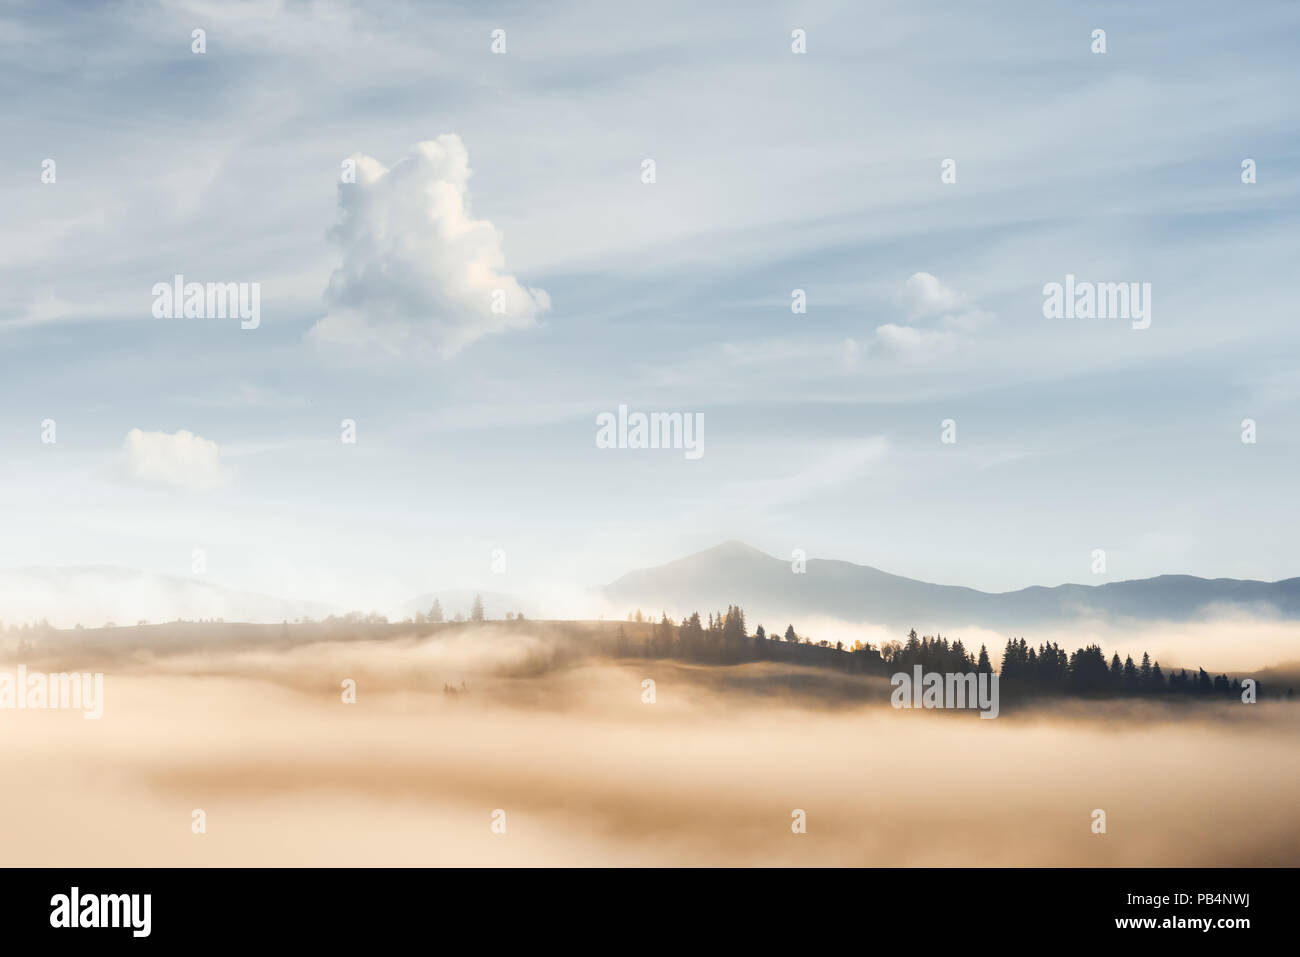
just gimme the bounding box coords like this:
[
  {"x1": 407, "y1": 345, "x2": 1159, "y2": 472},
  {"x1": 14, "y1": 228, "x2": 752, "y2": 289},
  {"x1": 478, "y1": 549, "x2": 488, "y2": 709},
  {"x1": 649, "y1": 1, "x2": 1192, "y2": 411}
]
[
  {"x1": 895, "y1": 272, "x2": 962, "y2": 321},
  {"x1": 883, "y1": 273, "x2": 996, "y2": 349},
  {"x1": 311, "y1": 134, "x2": 550, "y2": 359},
  {"x1": 870, "y1": 323, "x2": 957, "y2": 357},
  {"x1": 939, "y1": 308, "x2": 996, "y2": 333},
  {"x1": 842, "y1": 336, "x2": 864, "y2": 368},
  {"x1": 119, "y1": 428, "x2": 228, "y2": 491}
]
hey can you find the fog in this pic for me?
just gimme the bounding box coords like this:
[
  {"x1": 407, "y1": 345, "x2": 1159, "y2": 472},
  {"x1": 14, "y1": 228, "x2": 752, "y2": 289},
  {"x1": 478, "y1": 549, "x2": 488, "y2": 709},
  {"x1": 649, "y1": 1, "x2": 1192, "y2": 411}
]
[
  {"x1": 787, "y1": 611, "x2": 1300, "y2": 674},
  {"x1": 2, "y1": 627, "x2": 1297, "y2": 866}
]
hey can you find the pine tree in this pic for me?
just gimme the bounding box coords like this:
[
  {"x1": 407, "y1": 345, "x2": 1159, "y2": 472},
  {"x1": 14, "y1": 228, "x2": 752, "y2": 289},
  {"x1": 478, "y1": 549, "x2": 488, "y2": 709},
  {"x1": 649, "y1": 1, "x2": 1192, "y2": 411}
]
[
  {"x1": 471, "y1": 594, "x2": 485, "y2": 622},
  {"x1": 722, "y1": 605, "x2": 746, "y2": 642},
  {"x1": 429, "y1": 599, "x2": 444, "y2": 623},
  {"x1": 654, "y1": 612, "x2": 674, "y2": 652},
  {"x1": 1123, "y1": 655, "x2": 1138, "y2": 690}
]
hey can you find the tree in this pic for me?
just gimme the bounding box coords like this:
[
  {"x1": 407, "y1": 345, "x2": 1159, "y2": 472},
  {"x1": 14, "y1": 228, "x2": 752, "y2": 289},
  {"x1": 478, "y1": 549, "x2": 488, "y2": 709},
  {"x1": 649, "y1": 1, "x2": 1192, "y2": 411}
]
[
  {"x1": 1139, "y1": 652, "x2": 1152, "y2": 688},
  {"x1": 471, "y1": 594, "x2": 485, "y2": 622},
  {"x1": 1069, "y1": 644, "x2": 1109, "y2": 693},
  {"x1": 755, "y1": 624, "x2": 766, "y2": 642},
  {"x1": 977, "y1": 644, "x2": 992, "y2": 674},
  {"x1": 722, "y1": 604, "x2": 746, "y2": 642},
  {"x1": 784, "y1": 624, "x2": 797, "y2": 643},
  {"x1": 1000, "y1": 638, "x2": 1029, "y2": 680},
  {"x1": 429, "y1": 599, "x2": 444, "y2": 623},
  {"x1": 654, "y1": 613, "x2": 674, "y2": 652},
  {"x1": 679, "y1": 612, "x2": 704, "y2": 656}
]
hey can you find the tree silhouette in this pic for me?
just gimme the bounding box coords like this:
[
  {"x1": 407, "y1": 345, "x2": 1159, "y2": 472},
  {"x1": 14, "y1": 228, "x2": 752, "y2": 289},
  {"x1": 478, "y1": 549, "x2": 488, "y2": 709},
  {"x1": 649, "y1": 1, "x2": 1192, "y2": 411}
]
[{"x1": 600, "y1": 605, "x2": 1272, "y2": 704}]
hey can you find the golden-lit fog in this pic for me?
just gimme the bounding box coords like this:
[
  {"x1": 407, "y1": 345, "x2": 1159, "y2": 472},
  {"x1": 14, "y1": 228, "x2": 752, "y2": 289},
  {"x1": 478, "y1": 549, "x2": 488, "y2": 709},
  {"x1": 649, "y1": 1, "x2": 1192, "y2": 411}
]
[{"x1": 2, "y1": 627, "x2": 1297, "y2": 866}]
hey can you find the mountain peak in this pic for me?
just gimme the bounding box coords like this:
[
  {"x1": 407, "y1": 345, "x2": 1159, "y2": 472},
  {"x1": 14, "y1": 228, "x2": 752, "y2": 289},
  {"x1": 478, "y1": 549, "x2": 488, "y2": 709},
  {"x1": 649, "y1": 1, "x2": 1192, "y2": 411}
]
[{"x1": 699, "y1": 540, "x2": 772, "y2": 560}]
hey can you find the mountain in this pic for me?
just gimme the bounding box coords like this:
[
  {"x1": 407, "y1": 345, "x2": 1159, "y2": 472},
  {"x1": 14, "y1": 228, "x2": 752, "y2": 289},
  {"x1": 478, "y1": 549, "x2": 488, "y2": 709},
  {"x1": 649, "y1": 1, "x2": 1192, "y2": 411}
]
[
  {"x1": 0, "y1": 565, "x2": 341, "y2": 629},
  {"x1": 599, "y1": 541, "x2": 1300, "y2": 631}
]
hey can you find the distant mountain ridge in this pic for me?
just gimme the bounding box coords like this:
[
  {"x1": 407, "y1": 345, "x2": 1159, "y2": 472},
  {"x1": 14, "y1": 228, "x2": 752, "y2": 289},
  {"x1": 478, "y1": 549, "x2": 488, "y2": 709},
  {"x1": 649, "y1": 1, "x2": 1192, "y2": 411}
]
[
  {"x1": 0, "y1": 565, "x2": 342, "y2": 629},
  {"x1": 600, "y1": 541, "x2": 1300, "y2": 631},
  {"x1": 0, "y1": 566, "x2": 535, "y2": 630}
]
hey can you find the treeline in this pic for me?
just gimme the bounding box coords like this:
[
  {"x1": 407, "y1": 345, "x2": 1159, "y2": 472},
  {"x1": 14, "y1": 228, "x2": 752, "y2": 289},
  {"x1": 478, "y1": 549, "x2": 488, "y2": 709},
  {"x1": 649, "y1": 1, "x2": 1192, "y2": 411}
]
[
  {"x1": 612, "y1": 607, "x2": 1285, "y2": 700},
  {"x1": 990, "y1": 637, "x2": 1256, "y2": 698}
]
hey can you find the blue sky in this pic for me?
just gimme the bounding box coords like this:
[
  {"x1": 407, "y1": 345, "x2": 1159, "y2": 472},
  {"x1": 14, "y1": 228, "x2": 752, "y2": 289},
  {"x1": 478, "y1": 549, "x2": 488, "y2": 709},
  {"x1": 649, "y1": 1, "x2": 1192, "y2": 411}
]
[{"x1": 2, "y1": 0, "x2": 1298, "y2": 613}]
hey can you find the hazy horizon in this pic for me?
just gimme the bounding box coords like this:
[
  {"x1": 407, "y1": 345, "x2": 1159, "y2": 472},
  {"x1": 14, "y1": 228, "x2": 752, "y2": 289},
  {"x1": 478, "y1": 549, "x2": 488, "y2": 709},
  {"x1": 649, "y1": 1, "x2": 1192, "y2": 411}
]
[{"x1": 4, "y1": 1, "x2": 1300, "y2": 615}]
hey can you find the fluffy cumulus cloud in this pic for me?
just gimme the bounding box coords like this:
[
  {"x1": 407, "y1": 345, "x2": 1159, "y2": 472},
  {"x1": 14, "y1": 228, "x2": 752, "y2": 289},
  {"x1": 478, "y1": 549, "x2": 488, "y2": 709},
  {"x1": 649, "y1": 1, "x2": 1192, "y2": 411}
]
[
  {"x1": 120, "y1": 429, "x2": 227, "y2": 491},
  {"x1": 895, "y1": 271, "x2": 962, "y2": 321},
  {"x1": 311, "y1": 135, "x2": 551, "y2": 358}
]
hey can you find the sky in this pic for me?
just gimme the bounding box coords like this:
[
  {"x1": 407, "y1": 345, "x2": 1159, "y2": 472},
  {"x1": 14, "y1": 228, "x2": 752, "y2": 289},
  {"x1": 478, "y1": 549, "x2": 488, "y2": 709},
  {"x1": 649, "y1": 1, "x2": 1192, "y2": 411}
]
[{"x1": 2, "y1": 0, "x2": 1298, "y2": 614}]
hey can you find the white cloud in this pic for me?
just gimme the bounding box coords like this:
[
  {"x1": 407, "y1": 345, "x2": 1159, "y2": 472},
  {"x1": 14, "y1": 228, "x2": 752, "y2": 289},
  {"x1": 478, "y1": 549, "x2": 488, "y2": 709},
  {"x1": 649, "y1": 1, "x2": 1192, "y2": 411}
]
[
  {"x1": 895, "y1": 271, "x2": 963, "y2": 321},
  {"x1": 310, "y1": 135, "x2": 551, "y2": 358},
  {"x1": 120, "y1": 428, "x2": 227, "y2": 491},
  {"x1": 879, "y1": 273, "x2": 995, "y2": 352},
  {"x1": 870, "y1": 323, "x2": 958, "y2": 357}
]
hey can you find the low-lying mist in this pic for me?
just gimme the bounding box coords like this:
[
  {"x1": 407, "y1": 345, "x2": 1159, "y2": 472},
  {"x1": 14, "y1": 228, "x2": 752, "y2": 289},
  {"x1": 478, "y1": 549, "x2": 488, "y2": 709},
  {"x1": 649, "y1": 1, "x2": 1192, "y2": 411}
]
[
  {"x1": 2, "y1": 625, "x2": 1297, "y2": 866},
  {"x1": 783, "y1": 610, "x2": 1300, "y2": 675}
]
